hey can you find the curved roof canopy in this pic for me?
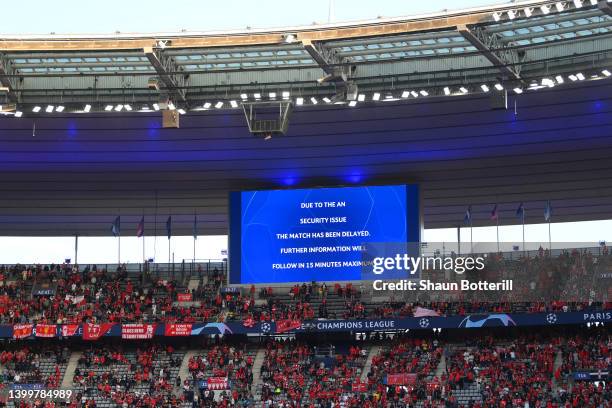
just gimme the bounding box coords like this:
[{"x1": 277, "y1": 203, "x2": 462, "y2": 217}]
[{"x1": 0, "y1": 0, "x2": 610, "y2": 109}]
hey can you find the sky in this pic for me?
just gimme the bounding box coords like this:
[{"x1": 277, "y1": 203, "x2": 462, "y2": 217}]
[{"x1": 1, "y1": 0, "x2": 508, "y2": 35}]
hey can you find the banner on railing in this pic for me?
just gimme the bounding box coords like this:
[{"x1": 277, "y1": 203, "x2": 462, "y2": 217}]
[
  {"x1": 0, "y1": 311, "x2": 609, "y2": 339},
  {"x1": 200, "y1": 377, "x2": 230, "y2": 390},
  {"x1": 165, "y1": 324, "x2": 192, "y2": 336},
  {"x1": 61, "y1": 324, "x2": 80, "y2": 337},
  {"x1": 13, "y1": 324, "x2": 33, "y2": 339},
  {"x1": 35, "y1": 324, "x2": 56, "y2": 338},
  {"x1": 121, "y1": 324, "x2": 155, "y2": 340},
  {"x1": 177, "y1": 293, "x2": 193, "y2": 302},
  {"x1": 83, "y1": 323, "x2": 114, "y2": 340},
  {"x1": 386, "y1": 373, "x2": 417, "y2": 385}
]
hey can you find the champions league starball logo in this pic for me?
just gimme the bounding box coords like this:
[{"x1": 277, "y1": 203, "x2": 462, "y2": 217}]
[
  {"x1": 418, "y1": 318, "x2": 430, "y2": 328},
  {"x1": 546, "y1": 313, "x2": 558, "y2": 324},
  {"x1": 458, "y1": 314, "x2": 517, "y2": 328},
  {"x1": 260, "y1": 323, "x2": 271, "y2": 333}
]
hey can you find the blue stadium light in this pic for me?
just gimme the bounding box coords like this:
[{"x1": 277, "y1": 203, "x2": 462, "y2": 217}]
[
  {"x1": 357, "y1": 94, "x2": 366, "y2": 102},
  {"x1": 177, "y1": 108, "x2": 186, "y2": 115},
  {"x1": 310, "y1": 97, "x2": 318, "y2": 104},
  {"x1": 152, "y1": 103, "x2": 160, "y2": 111},
  {"x1": 410, "y1": 91, "x2": 419, "y2": 98},
  {"x1": 296, "y1": 97, "x2": 304, "y2": 105},
  {"x1": 443, "y1": 87, "x2": 451, "y2": 95},
  {"x1": 254, "y1": 93, "x2": 261, "y2": 100},
  {"x1": 494, "y1": 83, "x2": 504, "y2": 91},
  {"x1": 230, "y1": 100, "x2": 238, "y2": 108},
  {"x1": 348, "y1": 100, "x2": 357, "y2": 107},
  {"x1": 480, "y1": 84, "x2": 490, "y2": 92},
  {"x1": 269, "y1": 92, "x2": 277, "y2": 99},
  {"x1": 83, "y1": 104, "x2": 91, "y2": 112},
  {"x1": 104, "y1": 105, "x2": 113, "y2": 111},
  {"x1": 55, "y1": 105, "x2": 65, "y2": 112},
  {"x1": 240, "y1": 93, "x2": 248, "y2": 100},
  {"x1": 282, "y1": 91, "x2": 290, "y2": 99},
  {"x1": 215, "y1": 101, "x2": 224, "y2": 109},
  {"x1": 401, "y1": 90, "x2": 410, "y2": 98},
  {"x1": 513, "y1": 87, "x2": 523, "y2": 94},
  {"x1": 576, "y1": 72, "x2": 585, "y2": 80},
  {"x1": 419, "y1": 90, "x2": 429, "y2": 96},
  {"x1": 603, "y1": 69, "x2": 611, "y2": 77},
  {"x1": 203, "y1": 102, "x2": 211, "y2": 109},
  {"x1": 14, "y1": 111, "x2": 22, "y2": 118},
  {"x1": 124, "y1": 104, "x2": 132, "y2": 111},
  {"x1": 459, "y1": 86, "x2": 468, "y2": 94},
  {"x1": 372, "y1": 92, "x2": 381, "y2": 101},
  {"x1": 45, "y1": 105, "x2": 54, "y2": 113},
  {"x1": 322, "y1": 97, "x2": 331, "y2": 103},
  {"x1": 569, "y1": 74, "x2": 578, "y2": 81},
  {"x1": 555, "y1": 75, "x2": 564, "y2": 84},
  {"x1": 114, "y1": 104, "x2": 124, "y2": 112}
]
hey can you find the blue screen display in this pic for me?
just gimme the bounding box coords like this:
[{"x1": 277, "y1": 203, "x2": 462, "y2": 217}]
[{"x1": 229, "y1": 184, "x2": 420, "y2": 284}]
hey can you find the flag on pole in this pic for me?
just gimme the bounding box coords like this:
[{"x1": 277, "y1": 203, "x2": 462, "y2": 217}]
[
  {"x1": 544, "y1": 201, "x2": 552, "y2": 222},
  {"x1": 136, "y1": 216, "x2": 144, "y2": 237},
  {"x1": 166, "y1": 216, "x2": 172, "y2": 240},
  {"x1": 193, "y1": 214, "x2": 197, "y2": 240},
  {"x1": 464, "y1": 205, "x2": 472, "y2": 224},
  {"x1": 111, "y1": 216, "x2": 121, "y2": 237},
  {"x1": 515, "y1": 203, "x2": 525, "y2": 221},
  {"x1": 490, "y1": 204, "x2": 499, "y2": 221}
]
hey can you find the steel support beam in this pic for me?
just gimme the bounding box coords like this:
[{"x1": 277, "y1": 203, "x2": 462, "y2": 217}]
[
  {"x1": 458, "y1": 24, "x2": 523, "y2": 81},
  {"x1": 302, "y1": 38, "x2": 357, "y2": 100},
  {"x1": 598, "y1": 0, "x2": 612, "y2": 17},
  {"x1": 144, "y1": 46, "x2": 188, "y2": 103},
  {"x1": 0, "y1": 53, "x2": 19, "y2": 102}
]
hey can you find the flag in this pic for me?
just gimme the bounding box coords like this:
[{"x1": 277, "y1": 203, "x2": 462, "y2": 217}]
[
  {"x1": 136, "y1": 216, "x2": 144, "y2": 237},
  {"x1": 490, "y1": 204, "x2": 499, "y2": 221},
  {"x1": 464, "y1": 205, "x2": 472, "y2": 224},
  {"x1": 414, "y1": 306, "x2": 440, "y2": 317},
  {"x1": 544, "y1": 201, "x2": 552, "y2": 222},
  {"x1": 111, "y1": 216, "x2": 121, "y2": 237},
  {"x1": 83, "y1": 323, "x2": 114, "y2": 341},
  {"x1": 166, "y1": 215, "x2": 172, "y2": 239},
  {"x1": 193, "y1": 214, "x2": 198, "y2": 240},
  {"x1": 516, "y1": 203, "x2": 525, "y2": 222},
  {"x1": 276, "y1": 319, "x2": 302, "y2": 334}
]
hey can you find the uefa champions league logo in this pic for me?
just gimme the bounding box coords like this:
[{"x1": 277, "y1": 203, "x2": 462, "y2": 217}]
[
  {"x1": 546, "y1": 313, "x2": 558, "y2": 324},
  {"x1": 260, "y1": 322, "x2": 271, "y2": 333},
  {"x1": 418, "y1": 318, "x2": 430, "y2": 328}
]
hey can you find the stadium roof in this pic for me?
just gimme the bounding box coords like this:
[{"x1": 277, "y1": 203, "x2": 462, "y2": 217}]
[{"x1": 0, "y1": 0, "x2": 611, "y2": 109}]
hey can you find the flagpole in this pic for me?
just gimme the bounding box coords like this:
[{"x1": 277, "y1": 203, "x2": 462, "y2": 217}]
[
  {"x1": 142, "y1": 214, "x2": 145, "y2": 263},
  {"x1": 496, "y1": 214, "x2": 500, "y2": 253},
  {"x1": 522, "y1": 214, "x2": 525, "y2": 256},
  {"x1": 470, "y1": 218, "x2": 473, "y2": 254},
  {"x1": 548, "y1": 219, "x2": 552, "y2": 255}
]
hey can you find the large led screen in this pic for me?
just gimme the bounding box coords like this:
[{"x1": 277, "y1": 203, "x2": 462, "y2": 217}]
[{"x1": 229, "y1": 184, "x2": 420, "y2": 284}]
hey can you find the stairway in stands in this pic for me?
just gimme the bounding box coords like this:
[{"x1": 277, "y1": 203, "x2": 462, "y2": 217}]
[
  {"x1": 61, "y1": 351, "x2": 82, "y2": 388},
  {"x1": 360, "y1": 345, "x2": 380, "y2": 381},
  {"x1": 250, "y1": 348, "x2": 267, "y2": 400}
]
